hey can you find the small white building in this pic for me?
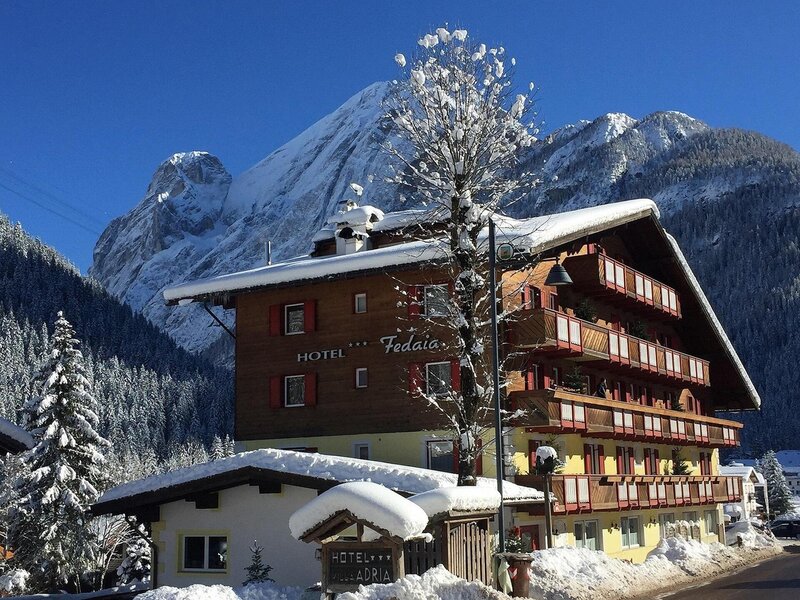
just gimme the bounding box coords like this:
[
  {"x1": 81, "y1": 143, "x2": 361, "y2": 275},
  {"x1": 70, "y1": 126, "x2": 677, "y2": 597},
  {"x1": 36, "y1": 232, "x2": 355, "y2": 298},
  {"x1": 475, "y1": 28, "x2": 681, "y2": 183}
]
[
  {"x1": 719, "y1": 463, "x2": 762, "y2": 522},
  {"x1": 93, "y1": 448, "x2": 543, "y2": 590}
]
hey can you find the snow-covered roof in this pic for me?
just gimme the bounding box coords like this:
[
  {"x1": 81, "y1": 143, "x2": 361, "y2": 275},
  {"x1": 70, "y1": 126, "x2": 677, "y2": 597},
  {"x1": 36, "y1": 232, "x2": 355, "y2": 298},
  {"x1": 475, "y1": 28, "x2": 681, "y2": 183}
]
[
  {"x1": 163, "y1": 199, "x2": 658, "y2": 302},
  {"x1": 0, "y1": 417, "x2": 33, "y2": 453},
  {"x1": 409, "y1": 486, "x2": 501, "y2": 519},
  {"x1": 289, "y1": 481, "x2": 428, "y2": 541},
  {"x1": 95, "y1": 448, "x2": 544, "y2": 513},
  {"x1": 719, "y1": 465, "x2": 759, "y2": 481}
]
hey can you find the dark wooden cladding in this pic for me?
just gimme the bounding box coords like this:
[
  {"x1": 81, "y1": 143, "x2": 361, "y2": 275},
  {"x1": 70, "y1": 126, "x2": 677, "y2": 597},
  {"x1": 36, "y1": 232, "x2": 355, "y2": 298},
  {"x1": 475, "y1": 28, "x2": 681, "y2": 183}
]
[
  {"x1": 510, "y1": 389, "x2": 742, "y2": 448},
  {"x1": 516, "y1": 474, "x2": 742, "y2": 515},
  {"x1": 563, "y1": 252, "x2": 681, "y2": 319},
  {"x1": 235, "y1": 272, "x2": 459, "y2": 440}
]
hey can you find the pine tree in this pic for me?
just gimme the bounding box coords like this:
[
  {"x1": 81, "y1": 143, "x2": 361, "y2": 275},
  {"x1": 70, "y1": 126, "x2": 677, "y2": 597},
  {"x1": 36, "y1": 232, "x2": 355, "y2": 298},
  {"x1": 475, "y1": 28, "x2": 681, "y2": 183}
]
[
  {"x1": 8, "y1": 312, "x2": 111, "y2": 592},
  {"x1": 757, "y1": 450, "x2": 793, "y2": 518},
  {"x1": 671, "y1": 448, "x2": 691, "y2": 475},
  {"x1": 242, "y1": 540, "x2": 273, "y2": 585}
]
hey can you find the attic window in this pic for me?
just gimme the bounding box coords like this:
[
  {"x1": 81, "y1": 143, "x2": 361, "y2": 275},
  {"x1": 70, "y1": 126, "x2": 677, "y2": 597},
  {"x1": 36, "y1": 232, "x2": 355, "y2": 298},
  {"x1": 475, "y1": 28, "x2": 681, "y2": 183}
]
[{"x1": 339, "y1": 227, "x2": 356, "y2": 239}]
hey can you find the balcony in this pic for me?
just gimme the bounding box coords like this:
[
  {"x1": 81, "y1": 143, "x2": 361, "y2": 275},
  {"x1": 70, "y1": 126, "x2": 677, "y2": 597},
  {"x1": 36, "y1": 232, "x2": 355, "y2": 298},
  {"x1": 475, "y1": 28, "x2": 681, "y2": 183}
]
[
  {"x1": 509, "y1": 308, "x2": 710, "y2": 387},
  {"x1": 563, "y1": 253, "x2": 681, "y2": 319},
  {"x1": 515, "y1": 473, "x2": 742, "y2": 515},
  {"x1": 509, "y1": 388, "x2": 742, "y2": 447}
]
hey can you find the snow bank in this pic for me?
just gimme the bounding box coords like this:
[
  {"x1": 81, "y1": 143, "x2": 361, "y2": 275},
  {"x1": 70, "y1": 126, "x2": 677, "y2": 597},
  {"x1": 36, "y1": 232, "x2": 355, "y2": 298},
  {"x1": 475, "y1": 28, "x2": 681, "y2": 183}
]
[
  {"x1": 409, "y1": 486, "x2": 500, "y2": 518},
  {"x1": 725, "y1": 520, "x2": 777, "y2": 548},
  {"x1": 137, "y1": 581, "x2": 304, "y2": 600},
  {"x1": 97, "y1": 448, "x2": 543, "y2": 508},
  {"x1": 337, "y1": 564, "x2": 509, "y2": 600},
  {"x1": 525, "y1": 536, "x2": 781, "y2": 600},
  {"x1": 288, "y1": 481, "x2": 428, "y2": 541}
]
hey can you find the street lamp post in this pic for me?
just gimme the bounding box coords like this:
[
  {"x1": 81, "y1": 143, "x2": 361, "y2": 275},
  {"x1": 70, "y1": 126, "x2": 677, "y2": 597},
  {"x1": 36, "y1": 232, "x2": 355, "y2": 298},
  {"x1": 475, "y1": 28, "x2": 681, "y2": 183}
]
[{"x1": 488, "y1": 218, "x2": 506, "y2": 553}]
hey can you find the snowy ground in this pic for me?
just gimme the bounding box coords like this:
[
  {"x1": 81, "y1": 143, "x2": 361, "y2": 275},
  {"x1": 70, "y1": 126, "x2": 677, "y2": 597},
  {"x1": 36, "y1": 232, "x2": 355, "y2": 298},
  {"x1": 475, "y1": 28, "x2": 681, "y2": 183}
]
[{"x1": 127, "y1": 534, "x2": 781, "y2": 600}]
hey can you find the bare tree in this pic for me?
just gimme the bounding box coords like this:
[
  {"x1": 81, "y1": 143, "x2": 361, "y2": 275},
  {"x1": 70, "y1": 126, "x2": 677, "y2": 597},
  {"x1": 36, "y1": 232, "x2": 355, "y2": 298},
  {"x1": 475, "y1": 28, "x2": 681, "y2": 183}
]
[{"x1": 384, "y1": 27, "x2": 538, "y2": 485}]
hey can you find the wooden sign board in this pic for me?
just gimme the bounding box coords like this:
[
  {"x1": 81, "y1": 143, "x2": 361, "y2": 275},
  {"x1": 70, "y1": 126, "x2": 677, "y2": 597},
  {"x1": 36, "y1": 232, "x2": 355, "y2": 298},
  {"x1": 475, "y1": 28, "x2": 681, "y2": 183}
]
[{"x1": 322, "y1": 540, "x2": 404, "y2": 594}]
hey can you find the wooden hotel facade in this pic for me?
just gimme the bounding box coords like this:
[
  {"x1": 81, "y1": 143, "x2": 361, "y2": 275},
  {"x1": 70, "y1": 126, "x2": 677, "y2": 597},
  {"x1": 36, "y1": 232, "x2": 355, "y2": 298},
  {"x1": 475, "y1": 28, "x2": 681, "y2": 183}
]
[{"x1": 165, "y1": 199, "x2": 759, "y2": 562}]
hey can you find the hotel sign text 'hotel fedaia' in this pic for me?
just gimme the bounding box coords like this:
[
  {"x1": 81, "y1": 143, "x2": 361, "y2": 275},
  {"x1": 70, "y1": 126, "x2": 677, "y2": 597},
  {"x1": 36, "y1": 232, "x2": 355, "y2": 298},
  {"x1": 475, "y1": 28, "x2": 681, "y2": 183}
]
[{"x1": 297, "y1": 334, "x2": 443, "y2": 362}]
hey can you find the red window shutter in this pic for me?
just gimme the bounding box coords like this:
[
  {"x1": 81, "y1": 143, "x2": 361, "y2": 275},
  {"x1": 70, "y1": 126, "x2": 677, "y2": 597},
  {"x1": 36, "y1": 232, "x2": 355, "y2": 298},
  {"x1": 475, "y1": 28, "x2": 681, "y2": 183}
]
[
  {"x1": 628, "y1": 447, "x2": 635, "y2": 475},
  {"x1": 528, "y1": 439, "x2": 541, "y2": 472},
  {"x1": 303, "y1": 300, "x2": 316, "y2": 333},
  {"x1": 644, "y1": 450, "x2": 651, "y2": 475},
  {"x1": 616, "y1": 446, "x2": 624, "y2": 474},
  {"x1": 476, "y1": 439, "x2": 483, "y2": 476},
  {"x1": 269, "y1": 305, "x2": 282, "y2": 336},
  {"x1": 625, "y1": 385, "x2": 632, "y2": 403},
  {"x1": 269, "y1": 376, "x2": 282, "y2": 409},
  {"x1": 525, "y1": 369, "x2": 534, "y2": 390},
  {"x1": 407, "y1": 286, "x2": 421, "y2": 318},
  {"x1": 598, "y1": 445, "x2": 606, "y2": 474},
  {"x1": 584, "y1": 444, "x2": 592, "y2": 474},
  {"x1": 304, "y1": 373, "x2": 317, "y2": 407},
  {"x1": 654, "y1": 449, "x2": 660, "y2": 471},
  {"x1": 451, "y1": 360, "x2": 461, "y2": 392},
  {"x1": 408, "y1": 363, "x2": 422, "y2": 394},
  {"x1": 521, "y1": 286, "x2": 530, "y2": 310}
]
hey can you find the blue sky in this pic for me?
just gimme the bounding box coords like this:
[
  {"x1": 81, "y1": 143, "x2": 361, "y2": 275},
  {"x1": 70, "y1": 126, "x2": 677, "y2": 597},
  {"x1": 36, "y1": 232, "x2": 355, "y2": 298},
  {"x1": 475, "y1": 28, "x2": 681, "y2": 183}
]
[{"x1": 2, "y1": 1, "x2": 799, "y2": 272}]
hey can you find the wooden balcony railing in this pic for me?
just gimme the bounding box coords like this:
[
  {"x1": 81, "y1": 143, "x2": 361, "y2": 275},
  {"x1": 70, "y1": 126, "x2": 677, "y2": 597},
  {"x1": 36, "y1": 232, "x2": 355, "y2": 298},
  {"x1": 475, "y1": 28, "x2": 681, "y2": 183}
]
[
  {"x1": 515, "y1": 473, "x2": 742, "y2": 515},
  {"x1": 509, "y1": 388, "x2": 742, "y2": 448},
  {"x1": 509, "y1": 308, "x2": 710, "y2": 386},
  {"x1": 563, "y1": 253, "x2": 681, "y2": 319}
]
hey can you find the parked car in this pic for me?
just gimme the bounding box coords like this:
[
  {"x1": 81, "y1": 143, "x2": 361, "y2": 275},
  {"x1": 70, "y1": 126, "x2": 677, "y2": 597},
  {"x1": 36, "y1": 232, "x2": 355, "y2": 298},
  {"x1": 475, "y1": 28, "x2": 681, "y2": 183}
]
[{"x1": 769, "y1": 520, "x2": 800, "y2": 539}]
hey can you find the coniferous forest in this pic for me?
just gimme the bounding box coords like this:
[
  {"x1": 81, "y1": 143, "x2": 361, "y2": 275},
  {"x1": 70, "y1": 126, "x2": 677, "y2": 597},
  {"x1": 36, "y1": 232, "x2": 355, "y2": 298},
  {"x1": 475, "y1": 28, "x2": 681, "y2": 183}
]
[{"x1": 0, "y1": 213, "x2": 233, "y2": 471}]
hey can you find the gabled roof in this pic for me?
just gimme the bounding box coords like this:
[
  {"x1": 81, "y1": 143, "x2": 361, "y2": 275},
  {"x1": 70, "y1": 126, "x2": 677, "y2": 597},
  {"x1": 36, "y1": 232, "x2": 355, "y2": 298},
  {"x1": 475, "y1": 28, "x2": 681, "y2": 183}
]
[
  {"x1": 0, "y1": 417, "x2": 33, "y2": 455},
  {"x1": 719, "y1": 464, "x2": 760, "y2": 482},
  {"x1": 93, "y1": 448, "x2": 544, "y2": 516}
]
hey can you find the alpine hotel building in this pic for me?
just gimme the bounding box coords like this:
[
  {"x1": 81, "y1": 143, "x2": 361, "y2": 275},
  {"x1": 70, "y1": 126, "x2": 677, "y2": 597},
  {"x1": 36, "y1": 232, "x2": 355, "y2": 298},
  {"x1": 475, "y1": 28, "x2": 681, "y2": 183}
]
[{"x1": 164, "y1": 198, "x2": 757, "y2": 563}]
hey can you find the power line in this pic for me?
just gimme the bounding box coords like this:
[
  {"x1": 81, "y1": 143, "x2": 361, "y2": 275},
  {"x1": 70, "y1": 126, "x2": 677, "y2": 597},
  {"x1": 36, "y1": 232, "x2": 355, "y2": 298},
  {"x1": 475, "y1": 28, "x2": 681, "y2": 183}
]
[
  {"x1": 0, "y1": 165, "x2": 107, "y2": 229},
  {"x1": 0, "y1": 180, "x2": 102, "y2": 236}
]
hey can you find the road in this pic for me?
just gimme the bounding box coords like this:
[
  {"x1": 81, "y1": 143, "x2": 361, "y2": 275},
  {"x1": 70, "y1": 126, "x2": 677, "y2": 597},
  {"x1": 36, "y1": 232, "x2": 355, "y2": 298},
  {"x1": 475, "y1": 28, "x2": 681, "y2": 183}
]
[{"x1": 659, "y1": 546, "x2": 800, "y2": 600}]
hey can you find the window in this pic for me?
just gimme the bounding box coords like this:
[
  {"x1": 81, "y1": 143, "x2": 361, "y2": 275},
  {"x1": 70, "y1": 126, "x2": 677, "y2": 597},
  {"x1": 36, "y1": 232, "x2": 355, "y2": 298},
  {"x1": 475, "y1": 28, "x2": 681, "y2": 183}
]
[
  {"x1": 354, "y1": 292, "x2": 367, "y2": 314},
  {"x1": 355, "y1": 368, "x2": 368, "y2": 389},
  {"x1": 182, "y1": 535, "x2": 227, "y2": 571},
  {"x1": 426, "y1": 362, "x2": 452, "y2": 396},
  {"x1": 704, "y1": 510, "x2": 718, "y2": 537},
  {"x1": 584, "y1": 443, "x2": 604, "y2": 474},
  {"x1": 284, "y1": 303, "x2": 305, "y2": 335},
  {"x1": 617, "y1": 446, "x2": 635, "y2": 474},
  {"x1": 354, "y1": 443, "x2": 370, "y2": 460},
  {"x1": 621, "y1": 517, "x2": 640, "y2": 548},
  {"x1": 423, "y1": 285, "x2": 450, "y2": 317},
  {"x1": 524, "y1": 364, "x2": 543, "y2": 390},
  {"x1": 550, "y1": 366, "x2": 561, "y2": 389},
  {"x1": 548, "y1": 293, "x2": 558, "y2": 311},
  {"x1": 574, "y1": 520, "x2": 600, "y2": 550},
  {"x1": 644, "y1": 448, "x2": 660, "y2": 475},
  {"x1": 284, "y1": 375, "x2": 306, "y2": 407},
  {"x1": 426, "y1": 440, "x2": 455, "y2": 473}
]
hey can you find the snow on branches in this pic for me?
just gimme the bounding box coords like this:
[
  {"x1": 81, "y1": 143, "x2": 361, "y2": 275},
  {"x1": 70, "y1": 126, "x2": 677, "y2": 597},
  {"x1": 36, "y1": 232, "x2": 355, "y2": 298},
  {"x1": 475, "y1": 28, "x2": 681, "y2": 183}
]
[
  {"x1": 8, "y1": 311, "x2": 111, "y2": 592},
  {"x1": 385, "y1": 26, "x2": 538, "y2": 226},
  {"x1": 385, "y1": 27, "x2": 538, "y2": 485}
]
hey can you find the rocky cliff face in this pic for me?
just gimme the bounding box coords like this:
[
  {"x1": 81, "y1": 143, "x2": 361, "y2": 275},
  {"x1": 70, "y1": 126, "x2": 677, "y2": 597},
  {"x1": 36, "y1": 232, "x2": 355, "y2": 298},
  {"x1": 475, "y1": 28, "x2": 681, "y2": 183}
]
[{"x1": 89, "y1": 82, "x2": 800, "y2": 452}]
